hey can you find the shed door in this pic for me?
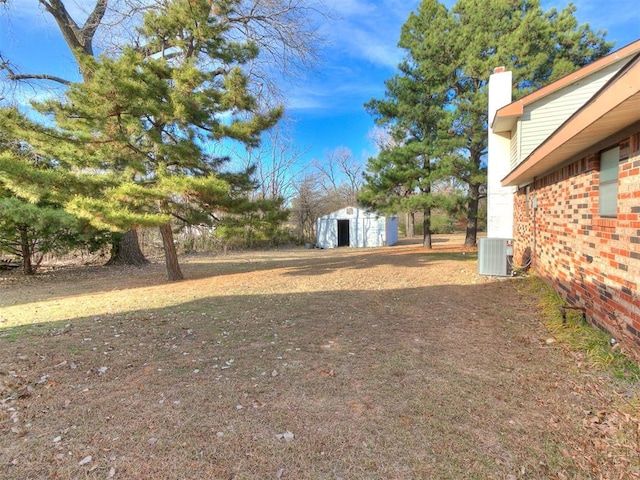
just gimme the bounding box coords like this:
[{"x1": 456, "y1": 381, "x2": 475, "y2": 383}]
[{"x1": 337, "y1": 219, "x2": 350, "y2": 247}]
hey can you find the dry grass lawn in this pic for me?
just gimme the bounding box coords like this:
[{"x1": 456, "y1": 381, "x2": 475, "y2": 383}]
[{"x1": 1, "y1": 235, "x2": 638, "y2": 479}]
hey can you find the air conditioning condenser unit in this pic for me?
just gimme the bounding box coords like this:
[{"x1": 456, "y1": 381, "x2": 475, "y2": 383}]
[{"x1": 478, "y1": 238, "x2": 513, "y2": 276}]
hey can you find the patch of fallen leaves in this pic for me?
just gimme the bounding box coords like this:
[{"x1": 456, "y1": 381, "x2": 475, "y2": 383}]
[
  {"x1": 2, "y1": 239, "x2": 638, "y2": 479},
  {"x1": 0, "y1": 366, "x2": 35, "y2": 437},
  {"x1": 561, "y1": 381, "x2": 640, "y2": 479}
]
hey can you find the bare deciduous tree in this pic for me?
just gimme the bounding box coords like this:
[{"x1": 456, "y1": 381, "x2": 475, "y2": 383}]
[
  {"x1": 290, "y1": 174, "x2": 321, "y2": 243},
  {"x1": 232, "y1": 123, "x2": 306, "y2": 204},
  {"x1": 313, "y1": 146, "x2": 364, "y2": 208}
]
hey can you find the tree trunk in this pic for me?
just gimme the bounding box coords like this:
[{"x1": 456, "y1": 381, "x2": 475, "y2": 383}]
[
  {"x1": 406, "y1": 212, "x2": 415, "y2": 238},
  {"x1": 422, "y1": 207, "x2": 432, "y2": 249},
  {"x1": 19, "y1": 226, "x2": 34, "y2": 275},
  {"x1": 107, "y1": 229, "x2": 149, "y2": 266},
  {"x1": 464, "y1": 183, "x2": 480, "y2": 247},
  {"x1": 159, "y1": 224, "x2": 184, "y2": 281}
]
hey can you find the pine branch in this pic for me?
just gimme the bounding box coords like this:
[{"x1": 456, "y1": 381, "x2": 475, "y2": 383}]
[{"x1": 171, "y1": 212, "x2": 189, "y2": 224}]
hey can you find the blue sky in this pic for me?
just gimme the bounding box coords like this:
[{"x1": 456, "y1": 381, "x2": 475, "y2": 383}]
[
  {"x1": 1, "y1": 0, "x2": 639, "y2": 176},
  {"x1": 288, "y1": 0, "x2": 640, "y2": 166}
]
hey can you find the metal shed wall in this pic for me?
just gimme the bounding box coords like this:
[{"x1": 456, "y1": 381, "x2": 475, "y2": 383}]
[{"x1": 315, "y1": 207, "x2": 398, "y2": 249}]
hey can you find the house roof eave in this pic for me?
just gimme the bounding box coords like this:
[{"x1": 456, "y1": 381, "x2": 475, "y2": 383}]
[
  {"x1": 493, "y1": 39, "x2": 640, "y2": 134},
  {"x1": 502, "y1": 58, "x2": 640, "y2": 187}
]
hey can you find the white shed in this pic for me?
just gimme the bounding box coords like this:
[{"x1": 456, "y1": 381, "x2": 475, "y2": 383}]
[{"x1": 316, "y1": 207, "x2": 398, "y2": 249}]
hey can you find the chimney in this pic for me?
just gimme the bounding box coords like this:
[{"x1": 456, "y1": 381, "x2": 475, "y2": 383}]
[
  {"x1": 486, "y1": 66, "x2": 514, "y2": 239},
  {"x1": 488, "y1": 67, "x2": 512, "y2": 126}
]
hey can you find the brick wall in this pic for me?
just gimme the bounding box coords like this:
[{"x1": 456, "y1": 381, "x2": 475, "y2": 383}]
[{"x1": 513, "y1": 131, "x2": 640, "y2": 349}]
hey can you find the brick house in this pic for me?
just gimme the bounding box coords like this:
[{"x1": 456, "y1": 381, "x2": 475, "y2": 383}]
[{"x1": 487, "y1": 40, "x2": 640, "y2": 349}]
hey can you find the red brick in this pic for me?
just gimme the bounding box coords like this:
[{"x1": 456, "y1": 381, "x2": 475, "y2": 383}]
[{"x1": 513, "y1": 131, "x2": 640, "y2": 352}]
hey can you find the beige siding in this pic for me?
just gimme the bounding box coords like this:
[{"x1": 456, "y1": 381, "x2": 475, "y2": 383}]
[
  {"x1": 514, "y1": 60, "x2": 625, "y2": 168},
  {"x1": 510, "y1": 123, "x2": 520, "y2": 172}
]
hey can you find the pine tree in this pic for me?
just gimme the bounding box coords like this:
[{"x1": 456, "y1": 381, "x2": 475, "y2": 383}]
[
  {"x1": 4, "y1": 0, "x2": 283, "y2": 281},
  {"x1": 361, "y1": 11, "x2": 452, "y2": 249},
  {"x1": 363, "y1": 0, "x2": 612, "y2": 247},
  {"x1": 0, "y1": 129, "x2": 111, "y2": 274},
  {"x1": 2, "y1": 0, "x2": 324, "y2": 267}
]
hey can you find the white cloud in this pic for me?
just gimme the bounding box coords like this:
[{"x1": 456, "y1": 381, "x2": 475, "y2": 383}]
[
  {"x1": 324, "y1": 0, "x2": 377, "y2": 17},
  {"x1": 286, "y1": 0, "x2": 425, "y2": 114},
  {"x1": 286, "y1": 93, "x2": 326, "y2": 111},
  {"x1": 350, "y1": 29, "x2": 402, "y2": 68},
  {"x1": 285, "y1": 64, "x2": 384, "y2": 114},
  {"x1": 320, "y1": 0, "x2": 420, "y2": 69}
]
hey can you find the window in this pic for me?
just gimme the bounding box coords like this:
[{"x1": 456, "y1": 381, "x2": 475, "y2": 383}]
[{"x1": 599, "y1": 147, "x2": 619, "y2": 218}]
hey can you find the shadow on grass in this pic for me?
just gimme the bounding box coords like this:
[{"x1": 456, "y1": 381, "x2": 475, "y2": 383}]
[
  {"x1": 0, "y1": 241, "x2": 477, "y2": 309},
  {"x1": 1, "y1": 278, "x2": 586, "y2": 480}
]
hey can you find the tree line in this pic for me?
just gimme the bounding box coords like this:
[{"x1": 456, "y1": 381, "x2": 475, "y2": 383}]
[{"x1": 0, "y1": 0, "x2": 612, "y2": 280}]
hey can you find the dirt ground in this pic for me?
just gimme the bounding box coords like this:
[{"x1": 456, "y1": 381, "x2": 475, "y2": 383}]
[{"x1": 1, "y1": 235, "x2": 638, "y2": 479}]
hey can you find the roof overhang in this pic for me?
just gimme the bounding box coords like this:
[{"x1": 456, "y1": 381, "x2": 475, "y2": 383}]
[
  {"x1": 492, "y1": 103, "x2": 522, "y2": 133},
  {"x1": 492, "y1": 39, "x2": 640, "y2": 134},
  {"x1": 502, "y1": 56, "x2": 640, "y2": 187}
]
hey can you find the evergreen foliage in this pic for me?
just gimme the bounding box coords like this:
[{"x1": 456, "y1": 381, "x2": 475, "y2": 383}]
[
  {"x1": 361, "y1": 0, "x2": 612, "y2": 247},
  {"x1": 0, "y1": 133, "x2": 111, "y2": 274},
  {"x1": 1, "y1": 0, "x2": 285, "y2": 280},
  {"x1": 0, "y1": 196, "x2": 110, "y2": 275}
]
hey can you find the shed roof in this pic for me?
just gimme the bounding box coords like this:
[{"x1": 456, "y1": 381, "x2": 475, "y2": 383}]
[{"x1": 317, "y1": 206, "x2": 388, "y2": 219}]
